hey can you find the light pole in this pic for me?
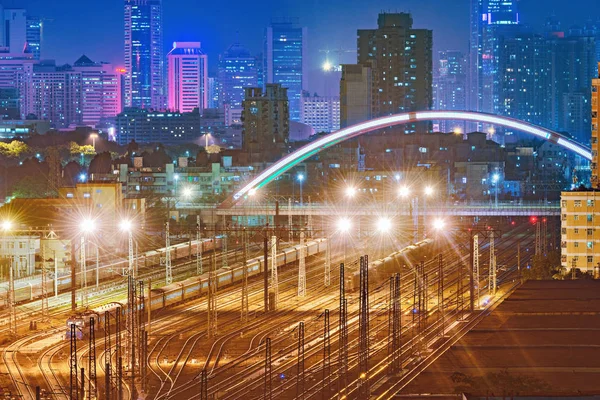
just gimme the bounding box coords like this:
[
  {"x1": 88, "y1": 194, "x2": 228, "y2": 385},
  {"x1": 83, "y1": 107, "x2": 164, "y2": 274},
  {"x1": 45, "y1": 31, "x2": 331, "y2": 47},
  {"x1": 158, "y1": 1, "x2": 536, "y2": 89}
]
[
  {"x1": 336, "y1": 217, "x2": 352, "y2": 265},
  {"x1": 297, "y1": 173, "x2": 305, "y2": 206},
  {"x1": 491, "y1": 173, "x2": 500, "y2": 207},
  {"x1": 120, "y1": 220, "x2": 135, "y2": 277},
  {"x1": 2, "y1": 220, "x2": 16, "y2": 336},
  {"x1": 79, "y1": 219, "x2": 95, "y2": 308},
  {"x1": 90, "y1": 133, "x2": 98, "y2": 151}
]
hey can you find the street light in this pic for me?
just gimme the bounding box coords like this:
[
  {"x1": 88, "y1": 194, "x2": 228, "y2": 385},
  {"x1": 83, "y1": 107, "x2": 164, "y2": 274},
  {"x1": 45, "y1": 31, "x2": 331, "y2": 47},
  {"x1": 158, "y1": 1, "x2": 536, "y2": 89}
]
[
  {"x1": 432, "y1": 218, "x2": 446, "y2": 231},
  {"x1": 297, "y1": 173, "x2": 305, "y2": 206},
  {"x1": 248, "y1": 188, "x2": 257, "y2": 197},
  {"x1": 120, "y1": 220, "x2": 135, "y2": 277},
  {"x1": 424, "y1": 186, "x2": 434, "y2": 197},
  {"x1": 376, "y1": 217, "x2": 392, "y2": 234},
  {"x1": 398, "y1": 186, "x2": 410, "y2": 198},
  {"x1": 90, "y1": 133, "x2": 98, "y2": 151},
  {"x1": 1, "y1": 220, "x2": 12, "y2": 231},
  {"x1": 336, "y1": 217, "x2": 352, "y2": 233},
  {"x1": 182, "y1": 187, "x2": 193, "y2": 200},
  {"x1": 491, "y1": 173, "x2": 500, "y2": 207},
  {"x1": 78, "y1": 218, "x2": 95, "y2": 308},
  {"x1": 345, "y1": 186, "x2": 357, "y2": 198}
]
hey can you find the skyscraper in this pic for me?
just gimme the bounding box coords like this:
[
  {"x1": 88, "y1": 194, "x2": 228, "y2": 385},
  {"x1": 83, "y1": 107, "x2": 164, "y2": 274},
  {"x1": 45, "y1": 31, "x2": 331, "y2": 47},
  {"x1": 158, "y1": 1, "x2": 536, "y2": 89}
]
[
  {"x1": 25, "y1": 16, "x2": 41, "y2": 59},
  {"x1": 469, "y1": 0, "x2": 520, "y2": 116},
  {"x1": 434, "y1": 51, "x2": 467, "y2": 132},
  {"x1": 264, "y1": 20, "x2": 307, "y2": 122},
  {"x1": 353, "y1": 13, "x2": 432, "y2": 133},
  {"x1": 124, "y1": 0, "x2": 164, "y2": 110},
  {"x1": 73, "y1": 55, "x2": 122, "y2": 127},
  {"x1": 300, "y1": 92, "x2": 340, "y2": 133},
  {"x1": 218, "y1": 41, "x2": 257, "y2": 111},
  {"x1": 167, "y1": 42, "x2": 208, "y2": 113}
]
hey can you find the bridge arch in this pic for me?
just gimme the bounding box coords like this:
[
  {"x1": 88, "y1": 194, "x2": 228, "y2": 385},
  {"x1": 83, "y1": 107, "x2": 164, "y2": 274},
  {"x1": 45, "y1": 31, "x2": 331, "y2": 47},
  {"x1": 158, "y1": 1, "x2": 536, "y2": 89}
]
[{"x1": 232, "y1": 111, "x2": 591, "y2": 202}]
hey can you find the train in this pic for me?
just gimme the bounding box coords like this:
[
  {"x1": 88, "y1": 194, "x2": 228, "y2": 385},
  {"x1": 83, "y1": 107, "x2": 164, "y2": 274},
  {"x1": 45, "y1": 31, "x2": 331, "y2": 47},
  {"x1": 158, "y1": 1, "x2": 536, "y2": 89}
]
[
  {"x1": 65, "y1": 238, "x2": 328, "y2": 339},
  {"x1": 348, "y1": 239, "x2": 435, "y2": 291},
  {"x1": 4, "y1": 237, "x2": 223, "y2": 308}
]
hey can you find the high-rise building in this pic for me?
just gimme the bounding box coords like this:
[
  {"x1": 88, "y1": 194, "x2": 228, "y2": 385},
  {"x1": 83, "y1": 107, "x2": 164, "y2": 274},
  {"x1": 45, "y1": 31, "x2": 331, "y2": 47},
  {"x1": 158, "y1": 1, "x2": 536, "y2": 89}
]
[
  {"x1": 2, "y1": 8, "x2": 27, "y2": 54},
  {"x1": 560, "y1": 63, "x2": 600, "y2": 274},
  {"x1": 352, "y1": 12, "x2": 432, "y2": 133},
  {"x1": 434, "y1": 51, "x2": 467, "y2": 132},
  {"x1": 549, "y1": 30, "x2": 597, "y2": 145},
  {"x1": 207, "y1": 77, "x2": 219, "y2": 109},
  {"x1": 300, "y1": 92, "x2": 340, "y2": 133},
  {"x1": 17, "y1": 61, "x2": 82, "y2": 128},
  {"x1": 25, "y1": 16, "x2": 41, "y2": 60},
  {"x1": 73, "y1": 55, "x2": 122, "y2": 127},
  {"x1": 242, "y1": 84, "x2": 289, "y2": 163},
  {"x1": 498, "y1": 34, "x2": 552, "y2": 129},
  {"x1": 469, "y1": 0, "x2": 520, "y2": 116},
  {"x1": 167, "y1": 42, "x2": 207, "y2": 113},
  {"x1": 115, "y1": 108, "x2": 201, "y2": 145},
  {"x1": 340, "y1": 63, "x2": 372, "y2": 128},
  {"x1": 264, "y1": 21, "x2": 307, "y2": 122},
  {"x1": 124, "y1": 0, "x2": 164, "y2": 110},
  {"x1": 218, "y1": 41, "x2": 257, "y2": 113}
]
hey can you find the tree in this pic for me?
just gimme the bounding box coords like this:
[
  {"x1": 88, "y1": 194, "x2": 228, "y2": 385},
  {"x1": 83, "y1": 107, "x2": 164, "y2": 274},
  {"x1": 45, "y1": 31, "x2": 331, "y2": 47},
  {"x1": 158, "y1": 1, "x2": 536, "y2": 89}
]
[
  {"x1": 70, "y1": 141, "x2": 95, "y2": 156},
  {"x1": 522, "y1": 251, "x2": 562, "y2": 280},
  {"x1": 0, "y1": 140, "x2": 29, "y2": 158},
  {"x1": 88, "y1": 152, "x2": 113, "y2": 175},
  {"x1": 11, "y1": 174, "x2": 48, "y2": 198}
]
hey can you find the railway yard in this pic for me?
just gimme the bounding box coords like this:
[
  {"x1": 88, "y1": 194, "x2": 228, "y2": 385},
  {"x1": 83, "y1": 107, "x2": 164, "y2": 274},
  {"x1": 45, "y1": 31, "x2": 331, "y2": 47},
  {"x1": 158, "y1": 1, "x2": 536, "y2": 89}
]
[{"x1": 0, "y1": 219, "x2": 540, "y2": 399}]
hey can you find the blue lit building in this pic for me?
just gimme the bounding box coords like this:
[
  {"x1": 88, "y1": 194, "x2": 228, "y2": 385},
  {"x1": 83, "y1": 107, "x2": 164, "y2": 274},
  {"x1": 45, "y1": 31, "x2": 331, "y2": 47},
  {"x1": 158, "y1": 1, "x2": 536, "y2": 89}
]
[
  {"x1": 218, "y1": 41, "x2": 258, "y2": 111},
  {"x1": 25, "y1": 16, "x2": 41, "y2": 60},
  {"x1": 468, "y1": 0, "x2": 520, "y2": 116},
  {"x1": 124, "y1": 0, "x2": 164, "y2": 110},
  {"x1": 264, "y1": 21, "x2": 306, "y2": 122},
  {"x1": 434, "y1": 50, "x2": 467, "y2": 133}
]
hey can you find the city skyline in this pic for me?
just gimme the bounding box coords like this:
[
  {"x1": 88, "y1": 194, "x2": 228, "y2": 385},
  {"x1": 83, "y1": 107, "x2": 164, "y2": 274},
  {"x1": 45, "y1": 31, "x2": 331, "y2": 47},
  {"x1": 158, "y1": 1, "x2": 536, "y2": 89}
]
[{"x1": 4, "y1": 0, "x2": 600, "y2": 95}]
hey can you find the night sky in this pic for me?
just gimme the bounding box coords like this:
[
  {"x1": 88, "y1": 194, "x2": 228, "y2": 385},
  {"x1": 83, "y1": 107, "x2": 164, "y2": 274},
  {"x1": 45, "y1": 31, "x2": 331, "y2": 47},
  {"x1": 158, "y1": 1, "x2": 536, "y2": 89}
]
[{"x1": 6, "y1": 0, "x2": 600, "y2": 95}]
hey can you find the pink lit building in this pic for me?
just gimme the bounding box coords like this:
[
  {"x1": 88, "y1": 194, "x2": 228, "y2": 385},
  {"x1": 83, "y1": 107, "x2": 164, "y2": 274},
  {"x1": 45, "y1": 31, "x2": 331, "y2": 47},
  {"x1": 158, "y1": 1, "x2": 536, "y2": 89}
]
[{"x1": 167, "y1": 42, "x2": 208, "y2": 113}]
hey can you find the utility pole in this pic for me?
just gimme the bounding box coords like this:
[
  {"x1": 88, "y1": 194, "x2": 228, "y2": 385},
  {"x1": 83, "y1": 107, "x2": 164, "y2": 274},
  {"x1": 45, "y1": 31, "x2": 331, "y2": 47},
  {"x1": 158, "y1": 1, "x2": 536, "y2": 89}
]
[
  {"x1": 473, "y1": 235, "x2": 479, "y2": 307},
  {"x1": 71, "y1": 240, "x2": 77, "y2": 311},
  {"x1": 41, "y1": 241, "x2": 48, "y2": 320},
  {"x1": 270, "y1": 235, "x2": 278, "y2": 309},
  {"x1": 70, "y1": 323, "x2": 78, "y2": 399},
  {"x1": 535, "y1": 220, "x2": 541, "y2": 256},
  {"x1": 392, "y1": 273, "x2": 401, "y2": 373},
  {"x1": 208, "y1": 241, "x2": 218, "y2": 338},
  {"x1": 288, "y1": 198, "x2": 293, "y2": 242},
  {"x1": 80, "y1": 235, "x2": 88, "y2": 307},
  {"x1": 89, "y1": 317, "x2": 97, "y2": 400},
  {"x1": 222, "y1": 226, "x2": 228, "y2": 269},
  {"x1": 307, "y1": 196, "x2": 313, "y2": 237},
  {"x1": 116, "y1": 306, "x2": 122, "y2": 400},
  {"x1": 104, "y1": 311, "x2": 112, "y2": 398},
  {"x1": 264, "y1": 338, "x2": 272, "y2": 400},
  {"x1": 165, "y1": 221, "x2": 172, "y2": 284},
  {"x1": 358, "y1": 255, "x2": 370, "y2": 397},
  {"x1": 298, "y1": 230, "x2": 306, "y2": 297},
  {"x1": 241, "y1": 228, "x2": 249, "y2": 322},
  {"x1": 196, "y1": 215, "x2": 202, "y2": 275},
  {"x1": 264, "y1": 225, "x2": 269, "y2": 313},
  {"x1": 8, "y1": 254, "x2": 15, "y2": 336},
  {"x1": 324, "y1": 239, "x2": 331, "y2": 287},
  {"x1": 200, "y1": 369, "x2": 208, "y2": 400},
  {"x1": 542, "y1": 218, "x2": 547, "y2": 255},
  {"x1": 322, "y1": 309, "x2": 331, "y2": 400},
  {"x1": 296, "y1": 322, "x2": 305, "y2": 400},
  {"x1": 489, "y1": 231, "x2": 496, "y2": 295},
  {"x1": 338, "y1": 263, "x2": 348, "y2": 396}
]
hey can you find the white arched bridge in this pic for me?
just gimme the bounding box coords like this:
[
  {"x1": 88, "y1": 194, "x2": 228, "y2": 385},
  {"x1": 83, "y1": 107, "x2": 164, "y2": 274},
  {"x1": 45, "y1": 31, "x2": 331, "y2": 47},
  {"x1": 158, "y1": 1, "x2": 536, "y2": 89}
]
[{"x1": 228, "y1": 110, "x2": 589, "y2": 206}]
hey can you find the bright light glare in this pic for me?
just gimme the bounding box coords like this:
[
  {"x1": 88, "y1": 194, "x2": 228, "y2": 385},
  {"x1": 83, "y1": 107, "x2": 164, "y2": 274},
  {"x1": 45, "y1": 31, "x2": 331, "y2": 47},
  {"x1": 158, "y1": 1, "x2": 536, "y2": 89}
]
[
  {"x1": 398, "y1": 186, "x2": 410, "y2": 197},
  {"x1": 337, "y1": 217, "x2": 352, "y2": 233},
  {"x1": 453, "y1": 126, "x2": 462, "y2": 135},
  {"x1": 424, "y1": 186, "x2": 434, "y2": 196},
  {"x1": 297, "y1": 173, "x2": 305, "y2": 182},
  {"x1": 1, "y1": 220, "x2": 12, "y2": 231},
  {"x1": 182, "y1": 187, "x2": 193, "y2": 199},
  {"x1": 376, "y1": 217, "x2": 392, "y2": 233},
  {"x1": 248, "y1": 188, "x2": 257, "y2": 197},
  {"x1": 80, "y1": 219, "x2": 95, "y2": 233},
  {"x1": 120, "y1": 220, "x2": 132, "y2": 232},
  {"x1": 432, "y1": 218, "x2": 446, "y2": 231},
  {"x1": 79, "y1": 173, "x2": 87, "y2": 182},
  {"x1": 345, "y1": 186, "x2": 357, "y2": 198},
  {"x1": 322, "y1": 60, "x2": 333, "y2": 72},
  {"x1": 492, "y1": 173, "x2": 500, "y2": 183}
]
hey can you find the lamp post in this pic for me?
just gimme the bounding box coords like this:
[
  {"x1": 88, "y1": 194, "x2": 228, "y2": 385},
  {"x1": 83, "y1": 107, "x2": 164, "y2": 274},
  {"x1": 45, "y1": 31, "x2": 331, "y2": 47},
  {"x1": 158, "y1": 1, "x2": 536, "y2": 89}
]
[
  {"x1": 491, "y1": 172, "x2": 500, "y2": 208},
  {"x1": 399, "y1": 185, "x2": 435, "y2": 241},
  {"x1": 90, "y1": 133, "x2": 98, "y2": 151},
  {"x1": 2, "y1": 220, "x2": 16, "y2": 336},
  {"x1": 79, "y1": 219, "x2": 95, "y2": 308},
  {"x1": 120, "y1": 220, "x2": 134, "y2": 277},
  {"x1": 297, "y1": 173, "x2": 305, "y2": 207},
  {"x1": 336, "y1": 217, "x2": 352, "y2": 265}
]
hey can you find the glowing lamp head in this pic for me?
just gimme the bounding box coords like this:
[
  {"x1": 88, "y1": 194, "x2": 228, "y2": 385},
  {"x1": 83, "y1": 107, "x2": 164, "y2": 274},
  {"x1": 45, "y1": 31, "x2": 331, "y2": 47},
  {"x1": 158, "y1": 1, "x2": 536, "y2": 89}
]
[
  {"x1": 297, "y1": 173, "x2": 304, "y2": 183},
  {"x1": 182, "y1": 187, "x2": 193, "y2": 199},
  {"x1": 119, "y1": 220, "x2": 132, "y2": 232},
  {"x1": 248, "y1": 188, "x2": 257, "y2": 197},
  {"x1": 322, "y1": 60, "x2": 333, "y2": 72},
  {"x1": 398, "y1": 186, "x2": 410, "y2": 198},
  {"x1": 337, "y1": 217, "x2": 352, "y2": 233},
  {"x1": 1, "y1": 220, "x2": 12, "y2": 231},
  {"x1": 453, "y1": 126, "x2": 462, "y2": 135},
  {"x1": 432, "y1": 218, "x2": 446, "y2": 231},
  {"x1": 492, "y1": 173, "x2": 500, "y2": 183},
  {"x1": 376, "y1": 217, "x2": 392, "y2": 233},
  {"x1": 79, "y1": 173, "x2": 87, "y2": 182},
  {"x1": 345, "y1": 186, "x2": 357, "y2": 198},
  {"x1": 424, "y1": 186, "x2": 434, "y2": 196},
  {"x1": 80, "y1": 219, "x2": 95, "y2": 234}
]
